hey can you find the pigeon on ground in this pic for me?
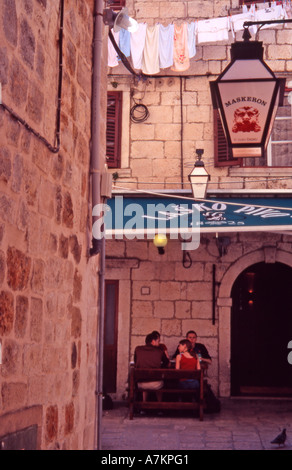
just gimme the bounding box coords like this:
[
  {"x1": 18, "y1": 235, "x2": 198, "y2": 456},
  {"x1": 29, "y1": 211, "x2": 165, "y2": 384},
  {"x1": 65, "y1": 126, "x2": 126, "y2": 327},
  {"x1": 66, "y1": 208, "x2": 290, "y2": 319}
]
[{"x1": 271, "y1": 428, "x2": 286, "y2": 447}]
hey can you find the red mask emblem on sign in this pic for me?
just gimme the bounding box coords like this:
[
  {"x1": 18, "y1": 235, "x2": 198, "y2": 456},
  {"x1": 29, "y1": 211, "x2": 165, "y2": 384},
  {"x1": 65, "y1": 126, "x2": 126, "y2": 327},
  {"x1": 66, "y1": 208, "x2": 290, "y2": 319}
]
[{"x1": 232, "y1": 106, "x2": 261, "y2": 133}]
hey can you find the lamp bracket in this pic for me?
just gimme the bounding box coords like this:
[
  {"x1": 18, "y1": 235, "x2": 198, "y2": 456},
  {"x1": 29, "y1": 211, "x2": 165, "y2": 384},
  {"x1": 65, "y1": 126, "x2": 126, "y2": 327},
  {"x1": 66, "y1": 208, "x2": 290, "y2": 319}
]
[
  {"x1": 103, "y1": 8, "x2": 116, "y2": 27},
  {"x1": 183, "y1": 251, "x2": 192, "y2": 269},
  {"x1": 196, "y1": 149, "x2": 204, "y2": 159},
  {"x1": 195, "y1": 149, "x2": 204, "y2": 166},
  {"x1": 216, "y1": 236, "x2": 231, "y2": 257},
  {"x1": 242, "y1": 26, "x2": 251, "y2": 42}
]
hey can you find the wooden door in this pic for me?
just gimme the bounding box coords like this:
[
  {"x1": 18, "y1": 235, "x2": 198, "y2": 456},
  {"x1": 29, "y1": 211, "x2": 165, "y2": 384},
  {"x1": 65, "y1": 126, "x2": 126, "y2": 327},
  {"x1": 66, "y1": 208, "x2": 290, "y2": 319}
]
[
  {"x1": 103, "y1": 280, "x2": 119, "y2": 393},
  {"x1": 231, "y1": 262, "x2": 292, "y2": 396}
]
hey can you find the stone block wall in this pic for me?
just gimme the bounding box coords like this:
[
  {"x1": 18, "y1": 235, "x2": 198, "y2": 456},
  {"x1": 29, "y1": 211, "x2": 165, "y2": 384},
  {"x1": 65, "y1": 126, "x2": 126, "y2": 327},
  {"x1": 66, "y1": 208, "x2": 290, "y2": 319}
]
[
  {"x1": 0, "y1": 0, "x2": 106, "y2": 450},
  {"x1": 105, "y1": 0, "x2": 292, "y2": 400},
  {"x1": 109, "y1": 0, "x2": 292, "y2": 191},
  {"x1": 106, "y1": 230, "x2": 292, "y2": 397}
]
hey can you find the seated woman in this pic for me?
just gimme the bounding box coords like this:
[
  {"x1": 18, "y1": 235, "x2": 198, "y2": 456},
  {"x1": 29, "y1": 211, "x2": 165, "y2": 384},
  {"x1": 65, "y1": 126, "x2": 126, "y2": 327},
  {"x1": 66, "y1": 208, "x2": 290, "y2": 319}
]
[{"x1": 175, "y1": 339, "x2": 201, "y2": 389}]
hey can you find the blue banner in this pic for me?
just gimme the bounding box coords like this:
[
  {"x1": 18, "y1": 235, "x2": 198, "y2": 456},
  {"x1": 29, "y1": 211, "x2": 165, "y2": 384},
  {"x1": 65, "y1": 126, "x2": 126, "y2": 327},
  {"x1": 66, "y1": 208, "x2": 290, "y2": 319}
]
[{"x1": 105, "y1": 196, "x2": 292, "y2": 234}]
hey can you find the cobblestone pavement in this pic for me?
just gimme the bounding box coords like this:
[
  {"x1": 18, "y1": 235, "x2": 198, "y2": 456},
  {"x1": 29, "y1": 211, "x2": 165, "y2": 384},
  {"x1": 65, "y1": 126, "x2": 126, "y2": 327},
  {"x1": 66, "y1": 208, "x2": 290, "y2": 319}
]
[{"x1": 101, "y1": 399, "x2": 292, "y2": 451}]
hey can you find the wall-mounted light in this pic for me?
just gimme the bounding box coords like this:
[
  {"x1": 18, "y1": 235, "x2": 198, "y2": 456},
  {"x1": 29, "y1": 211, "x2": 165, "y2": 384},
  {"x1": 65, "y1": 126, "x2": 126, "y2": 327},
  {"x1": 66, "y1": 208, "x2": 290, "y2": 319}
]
[
  {"x1": 246, "y1": 272, "x2": 256, "y2": 294},
  {"x1": 188, "y1": 149, "x2": 210, "y2": 199},
  {"x1": 153, "y1": 234, "x2": 168, "y2": 255},
  {"x1": 210, "y1": 28, "x2": 285, "y2": 159},
  {"x1": 103, "y1": 7, "x2": 138, "y2": 33}
]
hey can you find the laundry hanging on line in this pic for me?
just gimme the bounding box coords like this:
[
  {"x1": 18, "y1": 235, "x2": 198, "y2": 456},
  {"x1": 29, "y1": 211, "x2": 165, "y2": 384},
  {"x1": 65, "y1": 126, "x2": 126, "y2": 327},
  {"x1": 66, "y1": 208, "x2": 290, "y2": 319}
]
[{"x1": 108, "y1": 2, "x2": 291, "y2": 74}]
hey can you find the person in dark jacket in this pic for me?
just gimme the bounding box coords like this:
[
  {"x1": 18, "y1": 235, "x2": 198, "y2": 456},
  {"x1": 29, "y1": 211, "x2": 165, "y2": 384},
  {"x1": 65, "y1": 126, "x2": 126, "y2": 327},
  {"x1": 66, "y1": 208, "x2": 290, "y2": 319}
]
[
  {"x1": 134, "y1": 332, "x2": 169, "y2": 397},
  {"x1": 172, "y1": 330, "x2": 212, "y2": 365},
  {"x1": 151, "y1": 330, "x2": 170, "y2": 359}
]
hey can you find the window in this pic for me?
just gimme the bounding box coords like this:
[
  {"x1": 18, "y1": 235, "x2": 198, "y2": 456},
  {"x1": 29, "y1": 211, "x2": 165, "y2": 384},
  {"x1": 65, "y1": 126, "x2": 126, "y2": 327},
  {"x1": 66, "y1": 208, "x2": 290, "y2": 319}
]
[
  {"x1": 239, "y1": 0, "x2": 265, "y2": 5},
  {"x1": 214, "y1": 109, "x2": 240, "y2": 167},
  {"x1": 111, "y1": 0, "x2": 126, "y2": 11},
  {"x1": 214, "y1": 86, "x2": 292, "y2": 167},
  {"x1": 103, "y1": 280, "x2": 119, "y2": 393},
  {"x1": 106, "y1": 91, "x2": 122, "y2": 168},
  {"x1": 267, "y1": 87, "x2": 292, "y2": 166}
]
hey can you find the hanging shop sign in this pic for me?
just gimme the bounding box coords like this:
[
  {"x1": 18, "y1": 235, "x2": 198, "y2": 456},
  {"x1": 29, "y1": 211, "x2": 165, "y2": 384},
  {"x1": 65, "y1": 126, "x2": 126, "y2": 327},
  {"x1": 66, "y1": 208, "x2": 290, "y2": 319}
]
[
  {"x1": 95, "y1": 196, "x2": 292, "y2": 239},
  {"x1": 210, "y1": 40, "x2": 285, "y2": 158}
]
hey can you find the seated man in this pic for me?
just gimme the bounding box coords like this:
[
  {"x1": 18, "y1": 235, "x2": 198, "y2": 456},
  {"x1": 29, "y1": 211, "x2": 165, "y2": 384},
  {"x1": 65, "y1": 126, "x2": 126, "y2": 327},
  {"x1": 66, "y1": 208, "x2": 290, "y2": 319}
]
[
  {"x1": 134, "y1": 332, "x2": 169, "y2": 399},
  {"x1": 151, "y1": 330, "x2": 170, "y2": 359},
  {"x1": 172, "y1": 330, "x2": 212, "y2": 365}
]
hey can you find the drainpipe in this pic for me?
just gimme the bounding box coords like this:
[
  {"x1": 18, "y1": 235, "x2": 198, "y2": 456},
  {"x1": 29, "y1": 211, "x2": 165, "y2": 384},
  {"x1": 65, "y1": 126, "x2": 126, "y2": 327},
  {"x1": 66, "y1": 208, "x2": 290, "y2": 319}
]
[
  {"x1": 91, "y1": 0, "x2": 105, "y2": 451},
  {"x1": 95, "y1": 236, "x2": 105, "y2": 451},
  {"x1": 180, "y1": 77, "x2": 184, "y2": 187}
]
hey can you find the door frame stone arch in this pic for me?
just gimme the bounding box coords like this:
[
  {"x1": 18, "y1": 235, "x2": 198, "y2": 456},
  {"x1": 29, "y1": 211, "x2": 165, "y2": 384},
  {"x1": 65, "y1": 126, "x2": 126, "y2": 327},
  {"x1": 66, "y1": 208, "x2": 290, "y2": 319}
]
[{"x1": 217, "y1": 247, "x2": 292, "y2": 397}]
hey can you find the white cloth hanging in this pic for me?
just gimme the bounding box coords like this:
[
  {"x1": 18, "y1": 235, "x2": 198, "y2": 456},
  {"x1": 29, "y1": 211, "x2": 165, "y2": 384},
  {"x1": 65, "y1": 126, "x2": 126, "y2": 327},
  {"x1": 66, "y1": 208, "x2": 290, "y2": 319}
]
[
  {"x1": 285, "y1": 1, "x2": 292, "y2": 18},
  {"x1": 197, "y1": 16, "x2": 230, "y2": 44},
  {"x1": 130, "y1": 23, "x2": 147, "y2": 70},
  {"x1": 187, "y1": 22, "x2": 197, "y2": 59},
  {"x1": 255, "y1": 5, "x2": 287, "y2": 30},
  {"x1": 142, "y1": 24, "x2": 160, "y2": 75},
  {"x1": 230, "y1": 10, "x2": 257, "y2": 38},
  {"x1": 113, "y1": 4, "x2": 291, "y2": 74},
  {"x1": 108, "y1": 31, "x2": 120, "y2": 67},
  {"x1": 159, "y1": 23, "x2": 174, "y2": 68},
  {"x1": 284, "y1": 2, "x2": 292, "y2": 20}
]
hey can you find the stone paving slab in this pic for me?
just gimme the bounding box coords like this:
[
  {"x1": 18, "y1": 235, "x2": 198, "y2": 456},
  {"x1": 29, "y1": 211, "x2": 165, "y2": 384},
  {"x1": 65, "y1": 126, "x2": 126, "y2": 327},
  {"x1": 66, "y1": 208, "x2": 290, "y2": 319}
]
[{"x1": 101, "y1": 399, "x2": 292, "y2": 451}]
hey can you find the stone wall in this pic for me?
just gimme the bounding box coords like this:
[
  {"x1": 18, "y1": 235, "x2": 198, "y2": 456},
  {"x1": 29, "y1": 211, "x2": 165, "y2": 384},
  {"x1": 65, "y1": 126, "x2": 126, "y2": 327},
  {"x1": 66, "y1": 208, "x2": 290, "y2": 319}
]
[
  {"x1": 104, "y1": 0, "x2": 292, "y2": 400},
  {"x1": 106, "y1": 230, "x2": 292, "y2": 397},
  {"x1": 0, "y1": 0, "x2": 106, "y2": 450},
  {"x1": 109, "y1": 0, "x2": 292, "y2": 191}
]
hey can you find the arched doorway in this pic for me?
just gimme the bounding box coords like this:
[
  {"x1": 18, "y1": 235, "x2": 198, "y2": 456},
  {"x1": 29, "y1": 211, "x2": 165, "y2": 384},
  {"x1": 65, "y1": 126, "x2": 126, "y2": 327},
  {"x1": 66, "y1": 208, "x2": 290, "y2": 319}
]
[{"x1": 231, "y1": 262, "x2": 292, "y2": 396}]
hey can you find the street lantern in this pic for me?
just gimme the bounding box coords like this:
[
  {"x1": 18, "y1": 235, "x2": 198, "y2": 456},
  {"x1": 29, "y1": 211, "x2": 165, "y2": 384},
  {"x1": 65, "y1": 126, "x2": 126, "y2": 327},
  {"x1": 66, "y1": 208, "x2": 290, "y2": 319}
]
[
  {"x1": 188, "y1": 149, "x2": 209, "y2": 199},
  {"x1": 153, "y1": 234, "x2": 168, "y2": 255},
  {"x1": 103, "y1": 7, "x2": 138, "y2": 33},
  {"x1": 210, "y1": 30, "x2": 285, "y2": 159}
]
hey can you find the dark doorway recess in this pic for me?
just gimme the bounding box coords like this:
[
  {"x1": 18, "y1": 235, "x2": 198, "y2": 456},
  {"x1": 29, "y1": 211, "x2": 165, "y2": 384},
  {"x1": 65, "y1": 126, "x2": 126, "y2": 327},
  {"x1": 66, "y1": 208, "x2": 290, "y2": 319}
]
[
  {"x1": 103, "y1": 280, "x2": 119, "y2": 394},
  {"x1": 231, "y1": 262, "x2": 292, "y2": 396}
]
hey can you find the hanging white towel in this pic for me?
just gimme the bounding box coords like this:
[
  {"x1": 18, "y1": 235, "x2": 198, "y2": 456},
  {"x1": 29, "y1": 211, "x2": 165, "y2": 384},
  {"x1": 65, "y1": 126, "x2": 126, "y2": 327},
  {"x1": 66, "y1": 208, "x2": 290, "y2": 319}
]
[
  {"x1": 284, "y1": 2, "x2": 292, "y2": 20},
  {"x1": 159, "y1": 24, "x2": 174, "y2": 68},
  {"x1": 187, "y1": 22, "x2": 197, "y2": 59},
  {"x1": 130, "y1": 23, "x2": 147, "y2": 70},
  {"x1": 197, "y1": 16, "x2": 230, "y2": 44},
  {"x1": 230, "y1": 11, "x2": 257, "y2": 37},
  {"x1": 142, "y1": 24, "x2": 160, "y2": 75},
  {"x1": 108, "y1": 31, "x2": 120, "y2": 67},
  {"x1": 255, "y1": 5, "x2": 287, "y2": 30},
  {"x1": 231, "y1": 13, "x2": 244, "y2": 34}
]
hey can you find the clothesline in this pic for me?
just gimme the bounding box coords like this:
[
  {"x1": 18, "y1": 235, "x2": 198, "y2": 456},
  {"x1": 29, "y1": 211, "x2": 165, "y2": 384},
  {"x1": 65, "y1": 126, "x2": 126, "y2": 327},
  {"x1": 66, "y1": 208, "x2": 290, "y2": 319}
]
[{"x1": 108, "y1": 1, "x2": 292, "y2": 74}]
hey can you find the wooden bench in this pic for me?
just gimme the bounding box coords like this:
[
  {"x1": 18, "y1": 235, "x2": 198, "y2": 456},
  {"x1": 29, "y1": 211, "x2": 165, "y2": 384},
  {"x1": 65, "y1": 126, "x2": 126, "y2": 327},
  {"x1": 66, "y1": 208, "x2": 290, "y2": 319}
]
[{"x1": 128, "y1": 367, "x2": 205, "y2": 421}]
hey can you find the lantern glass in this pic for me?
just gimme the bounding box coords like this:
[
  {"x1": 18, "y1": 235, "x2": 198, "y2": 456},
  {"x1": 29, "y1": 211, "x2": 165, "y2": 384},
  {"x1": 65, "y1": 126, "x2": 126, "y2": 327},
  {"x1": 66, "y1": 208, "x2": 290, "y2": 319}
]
[
  {"x1": 189, "y1": 166, "x2": 209, "y2": 199},
  {"x1": 153, "y1": 234, "x2": 168, "y2": 248},
  {"x1": 221, "y1": 59, "x2": 272, "y2": 80}
]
